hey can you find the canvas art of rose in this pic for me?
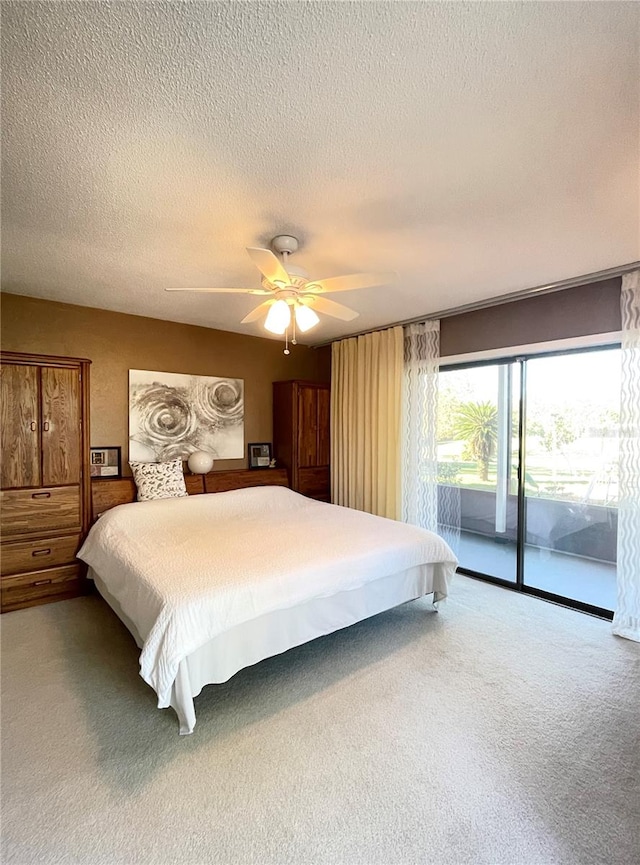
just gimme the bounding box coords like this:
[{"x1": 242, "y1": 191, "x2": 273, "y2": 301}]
[{"x1": 129, "y1": 369, "x2": 244, "y2": 461}]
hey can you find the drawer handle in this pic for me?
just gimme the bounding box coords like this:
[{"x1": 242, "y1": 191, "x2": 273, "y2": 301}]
[
  {"x1": 30, "y1": 421, "x2": 37, "y2": 431},
  {"x1": 33, "y1": 579, "x2": 52, "y2": 586},
  {"x1": 32, "y1": 548, "x2": 51, "y2": 557},
  {"x1": 31, "y1": 492, "x2": 51, "y2": 499},
  {"x1": 43, "y1": 421, "x2": 50, "y2": 432}
]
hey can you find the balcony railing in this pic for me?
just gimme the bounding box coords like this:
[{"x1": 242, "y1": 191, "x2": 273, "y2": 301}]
[{"x1": 437, "y1": 484, "x2": 617, "y2": 564}]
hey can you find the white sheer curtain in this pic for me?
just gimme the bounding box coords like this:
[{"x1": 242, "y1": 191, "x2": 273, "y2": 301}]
[
  {"x1": 331, "y1": 327, "x2": 404, "y2": 519},
  {"x1": 612, "y1": 269, "x2": 640, "y2": 642},
  {"x1": 401, "y1": 321, "x2": 442, "y2": 534}
]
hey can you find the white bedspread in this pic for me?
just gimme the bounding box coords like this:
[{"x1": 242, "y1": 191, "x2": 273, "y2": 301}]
[{"x1": 78, "y1": 486, "x2": 457, "y2": 708}]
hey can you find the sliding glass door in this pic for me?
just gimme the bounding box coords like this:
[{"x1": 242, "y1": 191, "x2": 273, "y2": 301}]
[
  {"x1": 437, "y1": 361, "x2": 520, "y2": 583},
  {"x1": 438, "y1": 345, "x2": 620, "y2": 616},
  {"x1": 522, "y1": 349, "x2": 619, "y2": 611}
]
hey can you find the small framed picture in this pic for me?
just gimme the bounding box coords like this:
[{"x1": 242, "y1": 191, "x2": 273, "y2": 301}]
[
  {"x1": 248, "y1": 442, "x2": 272, "y2": 470},
  {"x1": 90, "y1": 446, "x2": 122, "y2": 478}
]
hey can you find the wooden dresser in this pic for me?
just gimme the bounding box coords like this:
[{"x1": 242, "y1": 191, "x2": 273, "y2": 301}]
[
  {"x1": 0, "y1": 352, "x2": 91, "y2": 612},
  {"x1": 273, "y1": 380, "x2": 330, "y2": 501}
]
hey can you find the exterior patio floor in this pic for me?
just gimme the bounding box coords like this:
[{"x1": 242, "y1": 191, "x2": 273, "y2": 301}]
[{"x1": 445, "y1": 529, "x2": 616, "y2": 612}]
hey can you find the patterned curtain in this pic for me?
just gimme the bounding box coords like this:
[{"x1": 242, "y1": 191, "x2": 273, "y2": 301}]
[
  {"x1": 612, "y1": 269, "x2": 640, "y2": 642},
  {"x1": 402, "y1": 321, "x2": 443, "y2": 535}
]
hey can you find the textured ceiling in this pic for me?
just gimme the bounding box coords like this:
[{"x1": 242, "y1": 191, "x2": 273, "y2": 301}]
[{"x1": 2, "y1": 1, "x2": 639, "y2": 344}]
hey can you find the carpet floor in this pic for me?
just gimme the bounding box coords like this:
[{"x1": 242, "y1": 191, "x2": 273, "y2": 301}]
[{"x1": 1, "y1": 575, "x2": 638, "y2": 865}]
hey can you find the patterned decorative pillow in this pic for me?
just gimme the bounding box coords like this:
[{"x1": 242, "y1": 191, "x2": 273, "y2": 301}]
[{"x1": 129, "y1": 458, "x2": 188, "y2": 502}]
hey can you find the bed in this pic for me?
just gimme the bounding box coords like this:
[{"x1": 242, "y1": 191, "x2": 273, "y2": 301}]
[{"x1": 79, "y1": 481, "x2": 458, "y2": 733}]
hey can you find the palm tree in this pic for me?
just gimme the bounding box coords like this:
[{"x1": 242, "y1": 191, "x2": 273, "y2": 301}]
[{"x1": 453, "y1": 401, "x2": 498, "y2": 481}]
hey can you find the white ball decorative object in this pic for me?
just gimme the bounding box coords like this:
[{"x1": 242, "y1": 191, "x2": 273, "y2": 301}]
[{"x1": 187, "y1": 450, "x2": 214, "y2": 474}]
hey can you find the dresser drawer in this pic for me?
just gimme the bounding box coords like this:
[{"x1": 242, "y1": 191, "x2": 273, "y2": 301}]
[
  {"x1": 0, "y1": 487, "x2": 81, "y2": 538},
  {"x1": 297, "y1": 467, "x2": 330, "y2": 500},
  {"x1": 1, "y1": 534, "x2": 82, "y2": 576},
  {"x1": 1, "y1": 564, "x2": 84, "y2": 612}
]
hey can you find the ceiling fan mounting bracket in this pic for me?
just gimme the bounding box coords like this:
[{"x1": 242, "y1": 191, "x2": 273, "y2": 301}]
[
  {"x1": 271, "y1": 235, "x2": 299, "y2": 256},
  {"x1": 261, "y1": 274, "x2": 308, "y2": 292},
  {"x1": 274, "y1": 288, "x2": 299, "y2": 302}
]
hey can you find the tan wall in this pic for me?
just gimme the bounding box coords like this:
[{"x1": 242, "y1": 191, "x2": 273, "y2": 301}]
[{"x1": 1, "y1": 294, "x2": 330, "y2": 474}]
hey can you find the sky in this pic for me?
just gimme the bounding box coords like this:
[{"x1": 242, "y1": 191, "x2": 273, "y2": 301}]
[{"x1": 441, "y1": 347, "x2": 621, "y2": 413}]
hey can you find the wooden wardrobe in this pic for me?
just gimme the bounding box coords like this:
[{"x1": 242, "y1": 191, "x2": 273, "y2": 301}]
[
  {"x1": 0, "y1": 352, "x2": 91, "y2": 612},
  {"x1": 273, "y1": 380, "x2": 330, "y2": 501}
]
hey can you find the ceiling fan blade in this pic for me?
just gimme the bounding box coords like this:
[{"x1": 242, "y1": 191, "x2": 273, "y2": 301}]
[
  {"x1": 305, "y1": 272, "x2": 395, "y2": 294},
  {"x1": 246, "y1": 247, "x2": 291, "y2": 286},
  {"x1": 301, "y1": 295, "x2": 359, "y2": 321},
  {"x1": 240, "y1": 300, "x2": 275, "y2": 324},
  {"x1": 165, "y1": 287, "x2": 271, "y2": 294}
]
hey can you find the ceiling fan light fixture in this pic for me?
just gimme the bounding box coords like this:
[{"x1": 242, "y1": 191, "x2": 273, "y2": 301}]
[
  {"x1": 264, "y1": 299, "x2": 291, "y2": 334},
  {"x1": 167, "y1": 234, "x2": 390, "y2": 355},
  {"x1": 294, "y1": 303, "x2": 320, "y2": 333}
]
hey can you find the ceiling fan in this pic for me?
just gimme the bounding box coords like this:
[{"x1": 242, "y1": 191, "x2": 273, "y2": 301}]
[{"x1": 166, "y1": 235, "x2": 394, "y2": 353}]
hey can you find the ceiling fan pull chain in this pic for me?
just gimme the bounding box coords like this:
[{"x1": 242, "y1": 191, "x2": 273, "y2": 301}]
[
  {"x1": 291, "y1": 306, "x2": 297, "y2": 345},
  {"x1": 284, "y1": 327, "x2": 290, "y2": 356}
]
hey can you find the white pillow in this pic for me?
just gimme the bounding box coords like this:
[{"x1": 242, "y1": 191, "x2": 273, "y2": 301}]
[{"x1": 129, "y1": 458, "x2": 188, "y2": 502}]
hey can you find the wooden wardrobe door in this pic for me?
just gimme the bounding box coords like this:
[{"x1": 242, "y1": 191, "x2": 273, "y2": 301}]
[
  {"x1": 317, "y1": 387, "x2": 330, "y2": 467},
  {"x1": 41, "y1": 367, "x2": 81, "y2": 486},
  {"x1": 0, "y1": 364, "x2": 40, "y2": 489},
  {"x1": 298, "y1": 386, "x2": 318, "y2": 467}
]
